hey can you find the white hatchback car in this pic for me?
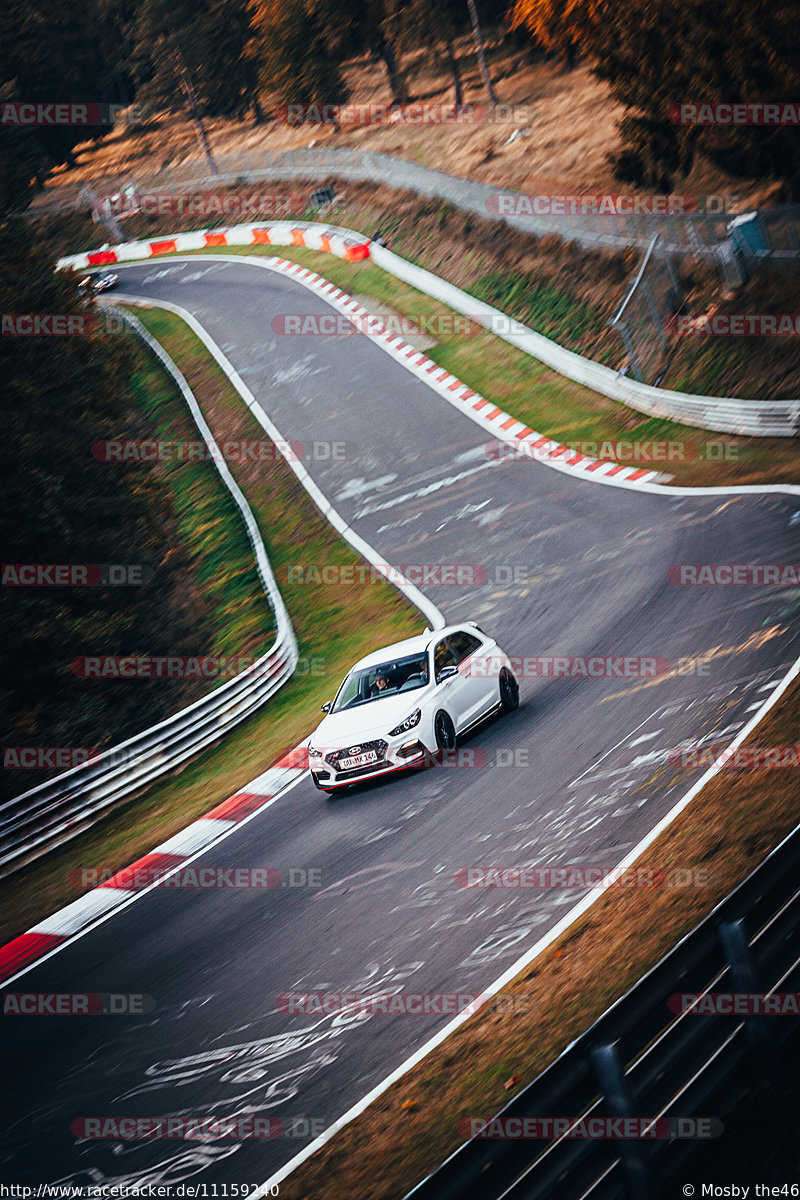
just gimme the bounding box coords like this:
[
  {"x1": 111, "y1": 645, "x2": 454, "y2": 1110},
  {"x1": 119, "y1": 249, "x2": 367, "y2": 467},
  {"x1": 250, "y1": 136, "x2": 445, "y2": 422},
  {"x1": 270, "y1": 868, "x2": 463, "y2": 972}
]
[{"x1": 308, "y1": 622, "x2": 519, "y2": 793}]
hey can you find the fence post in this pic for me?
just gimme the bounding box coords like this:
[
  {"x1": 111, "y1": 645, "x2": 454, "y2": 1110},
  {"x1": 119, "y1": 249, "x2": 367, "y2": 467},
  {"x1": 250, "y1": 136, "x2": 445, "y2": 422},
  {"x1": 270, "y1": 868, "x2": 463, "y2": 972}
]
[
  {"x1": 590, "y1": 1043, "x2": 654, "y2": 1200},
  {"x1": 718, "y1": 920, "x2": 778, "y2": 1086}
]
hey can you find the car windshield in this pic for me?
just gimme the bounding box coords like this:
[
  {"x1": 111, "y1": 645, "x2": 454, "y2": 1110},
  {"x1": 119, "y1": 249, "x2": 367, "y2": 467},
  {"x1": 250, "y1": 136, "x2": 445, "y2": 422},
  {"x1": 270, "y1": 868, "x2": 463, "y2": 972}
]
[{"x1": 330, "y1": 651, "x2": 430, "y2": 712}]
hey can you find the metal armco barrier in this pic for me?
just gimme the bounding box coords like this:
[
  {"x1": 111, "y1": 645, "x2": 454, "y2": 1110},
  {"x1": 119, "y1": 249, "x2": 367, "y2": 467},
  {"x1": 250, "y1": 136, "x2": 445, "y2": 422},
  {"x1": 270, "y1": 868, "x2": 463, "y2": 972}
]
[
  {"x1": 35, "y1": 147, "x2": 800, "y2": 266},
  {"x1": 404, "y1": 823, "x2": 800, "y2": 1200},
  {"x1": 55, "y1": 223, "x2": 800, "y2": 437},
  {"x1": 0, "y1": 311, "x2": 299, "y2": 878},
  {"x1": 367, "y1": 243, "x2": 800, "y2": 437}
]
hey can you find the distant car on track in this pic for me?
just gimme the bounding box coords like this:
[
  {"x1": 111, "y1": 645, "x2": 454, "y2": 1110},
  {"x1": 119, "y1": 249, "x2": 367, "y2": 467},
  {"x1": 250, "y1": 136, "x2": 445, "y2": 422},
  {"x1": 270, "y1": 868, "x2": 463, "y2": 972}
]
[
  {"x1": 308, "y1": 622, "x2": 519, "y2": 794},
  {"x1": 79, "y1": 271, "x2": 119, "y2": 294}
]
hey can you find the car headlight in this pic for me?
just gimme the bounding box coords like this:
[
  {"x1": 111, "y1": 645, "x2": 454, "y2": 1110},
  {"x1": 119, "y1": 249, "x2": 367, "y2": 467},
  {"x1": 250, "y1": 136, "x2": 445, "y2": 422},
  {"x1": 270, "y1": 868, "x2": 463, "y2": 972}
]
[
  {"x1": 308, "y1": 745, "x2": 322, "y2": 760},
  {"x1": 389, "y1": 709, "x2": 421, "y2": 737}
]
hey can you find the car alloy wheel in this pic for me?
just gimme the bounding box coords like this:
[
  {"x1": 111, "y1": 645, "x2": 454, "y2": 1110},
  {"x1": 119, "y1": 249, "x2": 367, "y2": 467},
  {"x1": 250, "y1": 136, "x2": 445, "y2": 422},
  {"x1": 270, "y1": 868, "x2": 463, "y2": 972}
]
[
  {"x1": 499, "y1": 668, "x2": 519, "y2": 712},
  {"x1": 434, "y1": 710, "x2": 457, "y2": 750}
]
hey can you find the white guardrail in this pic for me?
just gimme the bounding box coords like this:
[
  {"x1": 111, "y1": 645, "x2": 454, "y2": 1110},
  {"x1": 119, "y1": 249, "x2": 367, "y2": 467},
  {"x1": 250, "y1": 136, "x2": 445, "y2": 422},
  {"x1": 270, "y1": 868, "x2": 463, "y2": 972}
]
[
  {"x1": 9, "y1": 215, "x2": 795, "y2": 875},
  {"x1": 57, "y1": 221, "x2": 800, "y2": 437},
  {"x1": 0, "y1": 311, "x2": 300, "y2": 878}
]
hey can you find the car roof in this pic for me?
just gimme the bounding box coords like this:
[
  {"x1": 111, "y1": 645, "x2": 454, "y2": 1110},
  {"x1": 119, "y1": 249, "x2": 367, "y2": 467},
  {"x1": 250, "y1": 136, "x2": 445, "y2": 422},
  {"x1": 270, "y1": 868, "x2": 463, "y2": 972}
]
[{"x1": 349, "y1": 623, "x2": 484, "y2": 671}]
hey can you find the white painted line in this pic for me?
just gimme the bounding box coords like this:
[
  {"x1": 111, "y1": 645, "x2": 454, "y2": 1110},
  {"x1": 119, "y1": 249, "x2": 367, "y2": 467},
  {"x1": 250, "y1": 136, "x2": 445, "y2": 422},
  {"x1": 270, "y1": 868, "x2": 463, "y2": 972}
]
[
  {"x1": 111, "y1": 276, "x2": 446, "y2": 632},
  {"x1": 2, "y1": 771, "x2": 310, "y2": 986},
  {"x1": 249, "y1": 649, "x2": 800, "y2": 1196},
  {"x1": 144, "y1": 252, "x2": 800, "y2": 499}
]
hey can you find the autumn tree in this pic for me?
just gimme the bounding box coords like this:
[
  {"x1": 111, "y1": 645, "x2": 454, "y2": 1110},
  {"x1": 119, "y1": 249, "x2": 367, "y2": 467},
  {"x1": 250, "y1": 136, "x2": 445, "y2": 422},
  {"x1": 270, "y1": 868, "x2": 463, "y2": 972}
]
[
  {"x1": 248, "y1": 0, "x2": 349, "y2": 108},
  {"x1": 590, "y1": 0, "x2": 800, "y2": 194},
  {"x1": 510, "y1": 0, "x2": 603, "y2": 66}
]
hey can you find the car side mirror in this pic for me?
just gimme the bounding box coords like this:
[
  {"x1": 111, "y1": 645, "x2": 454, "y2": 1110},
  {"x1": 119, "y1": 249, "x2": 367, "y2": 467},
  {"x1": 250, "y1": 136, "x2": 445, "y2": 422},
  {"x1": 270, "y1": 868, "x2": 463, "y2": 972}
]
[
  {"x1": 321, "y1": 701, "x2": 332, "y2": 712},
  {"x1": 437, "y1": 665, "x2": 458, "y2": 684}
]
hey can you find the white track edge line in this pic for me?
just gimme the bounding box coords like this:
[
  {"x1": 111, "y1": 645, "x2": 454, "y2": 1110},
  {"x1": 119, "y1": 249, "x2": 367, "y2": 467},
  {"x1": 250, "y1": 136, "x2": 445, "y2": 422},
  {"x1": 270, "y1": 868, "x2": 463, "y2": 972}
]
[
  {"x1": 2, "y1": 771, "x2": 308, "y2": 986},
  {"x1": 249, "y1": 651, "x2": 800, "y2": 1194},
  {"x1": 111, "y1": 280, "x2": 446, "y2": 631},
  {"x1": 111, "y1": 254, "x2": 800, "y2": 501}
]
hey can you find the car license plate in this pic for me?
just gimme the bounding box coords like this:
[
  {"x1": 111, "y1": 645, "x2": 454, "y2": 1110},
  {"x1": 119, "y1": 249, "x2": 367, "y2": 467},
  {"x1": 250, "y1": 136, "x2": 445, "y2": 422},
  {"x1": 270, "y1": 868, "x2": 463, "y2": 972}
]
[{"x1": 339, "y1": 750, "x2": 379, "y2": 770}]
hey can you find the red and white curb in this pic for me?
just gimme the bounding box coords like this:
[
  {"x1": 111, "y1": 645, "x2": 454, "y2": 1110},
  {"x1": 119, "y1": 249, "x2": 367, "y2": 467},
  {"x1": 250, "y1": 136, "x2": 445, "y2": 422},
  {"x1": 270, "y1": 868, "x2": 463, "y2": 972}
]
[
  {"x1": 265, "y1": 256, "x2": 661, "y2": 487},
  {"x1": 0, "y1": 744, "x2": 309, "y2": 984},
  {"x1": 59, "y1": 222, "x2": 658, "y2": 487},
  {"x1": 56, "y1": 220, "x2": 371, "y2": 271}
]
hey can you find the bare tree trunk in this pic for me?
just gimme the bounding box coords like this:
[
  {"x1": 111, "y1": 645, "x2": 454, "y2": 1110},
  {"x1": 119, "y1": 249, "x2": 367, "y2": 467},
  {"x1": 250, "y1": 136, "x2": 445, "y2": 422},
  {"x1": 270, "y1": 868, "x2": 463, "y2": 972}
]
[
  {"x1": 174, "y1": 43, "x2": 218, "y2": 177},
  {"x1": 466, "y1": 0, "x2": 497, "y2": 105},
  {"x1": 438, "y1": 5, "x2": 463, "y2": 106},
  {"x1": 371, "y1": 30, "x2": 410, "y2": 104}
]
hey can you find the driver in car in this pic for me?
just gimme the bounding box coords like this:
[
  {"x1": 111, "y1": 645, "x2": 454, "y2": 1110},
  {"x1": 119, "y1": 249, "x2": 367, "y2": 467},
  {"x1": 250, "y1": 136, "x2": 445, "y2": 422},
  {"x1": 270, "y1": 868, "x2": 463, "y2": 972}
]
[{"x1": 370, "y1": 670, "x2": 391, "y2": 697}]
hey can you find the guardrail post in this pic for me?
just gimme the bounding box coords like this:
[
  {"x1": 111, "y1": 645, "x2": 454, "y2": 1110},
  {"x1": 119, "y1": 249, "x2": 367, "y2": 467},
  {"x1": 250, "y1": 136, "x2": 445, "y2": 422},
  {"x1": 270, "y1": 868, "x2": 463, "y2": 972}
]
[
  {"x1": 607, "y1": 318, "x2": 644, "y2": 382},
  {"x1": 718, "y1": 920, "x2": 778, "y2": 1087},
  {"x1": 590, "y1": 1043, "x2": 653, "y2": 1200}
]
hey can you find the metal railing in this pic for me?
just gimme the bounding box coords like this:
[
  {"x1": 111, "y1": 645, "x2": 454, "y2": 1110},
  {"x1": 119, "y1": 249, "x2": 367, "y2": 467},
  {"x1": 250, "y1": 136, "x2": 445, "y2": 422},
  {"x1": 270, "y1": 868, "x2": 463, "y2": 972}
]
[
  {"x1": 607, "y1": 235, "x2": 684, "y2": 386},
  {"x1": 0, "y1": 311, "x2": 299, "y2": 878},
  {"x1": 404, "y1": 822, "x2": 800, "y2": 1199},
  {"x1": 32, "y1": 147, "x2": 800, "y2": 270},
  {"x1": 54, "y1": 222, "x2": 800, "y2": 437}
]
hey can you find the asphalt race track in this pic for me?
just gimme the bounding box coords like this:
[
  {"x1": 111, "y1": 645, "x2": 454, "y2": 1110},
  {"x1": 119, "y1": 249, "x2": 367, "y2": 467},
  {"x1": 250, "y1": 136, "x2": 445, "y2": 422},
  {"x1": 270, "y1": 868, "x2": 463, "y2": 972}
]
[{"x1": 4, "y1": 257, "x2": 799, "y2": 1191}]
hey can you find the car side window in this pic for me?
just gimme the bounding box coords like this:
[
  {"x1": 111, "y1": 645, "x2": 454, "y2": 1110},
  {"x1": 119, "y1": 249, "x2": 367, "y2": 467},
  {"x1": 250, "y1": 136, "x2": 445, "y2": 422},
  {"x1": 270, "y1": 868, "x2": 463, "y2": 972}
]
[
  {"x1": 434, "y1": 639, "x2": 458, "y2": 678},
  {"x1": 448, "y1": 631, "x2": 483, "y2": 663}
]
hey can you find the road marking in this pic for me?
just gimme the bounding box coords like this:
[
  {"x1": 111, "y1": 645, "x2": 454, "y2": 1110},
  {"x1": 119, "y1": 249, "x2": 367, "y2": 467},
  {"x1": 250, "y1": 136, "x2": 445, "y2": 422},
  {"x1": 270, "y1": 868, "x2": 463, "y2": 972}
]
[
  {"x1": 629, "y1": 731, "x2": 662, "y2": 746},
  {"x1": 249, "y1": 650, "x2": 800, "y2": 1197}
]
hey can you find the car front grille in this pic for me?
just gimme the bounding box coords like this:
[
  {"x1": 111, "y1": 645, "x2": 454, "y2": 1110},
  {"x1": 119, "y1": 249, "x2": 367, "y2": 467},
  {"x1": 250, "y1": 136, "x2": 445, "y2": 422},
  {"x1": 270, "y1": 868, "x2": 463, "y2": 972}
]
[{"x1": 324, "y1": 738, "x2": 389, "y2": 769}]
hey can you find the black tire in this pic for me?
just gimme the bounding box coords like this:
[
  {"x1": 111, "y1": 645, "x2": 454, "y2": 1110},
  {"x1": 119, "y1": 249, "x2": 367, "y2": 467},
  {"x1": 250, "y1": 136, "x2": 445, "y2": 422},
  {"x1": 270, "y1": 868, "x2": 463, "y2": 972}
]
[
  {"x1": 499, "y1": 668, "x2": 519, "y2": 712},
  {"x1": 434, "y1": 710, "x2": 457, "y2": 751}
]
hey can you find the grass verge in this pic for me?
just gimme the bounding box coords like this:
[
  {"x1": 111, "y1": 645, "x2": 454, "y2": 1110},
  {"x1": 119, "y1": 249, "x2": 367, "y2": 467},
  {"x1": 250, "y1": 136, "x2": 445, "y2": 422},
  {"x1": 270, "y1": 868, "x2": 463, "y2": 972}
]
[
  {"x1": 33, "y1": 173, "x2": 800, "y2": 417},
  {"x1": 278, "y1": 670, "x2": 800, "y2": 1200},
  {"x1": 0, "y1": 306, "x2": 423, "y2": 946},
  {"x1": 127, "y1": 324, "x2": 275, "y2": 665},
  {"x1": 177, "y1": 240, "x2": 799, "y2": 488}
]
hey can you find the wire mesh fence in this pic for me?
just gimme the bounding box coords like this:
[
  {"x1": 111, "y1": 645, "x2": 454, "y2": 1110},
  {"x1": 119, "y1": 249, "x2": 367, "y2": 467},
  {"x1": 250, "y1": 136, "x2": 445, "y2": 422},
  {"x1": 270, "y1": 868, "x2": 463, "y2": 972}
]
[{"x1": 607, "y1": 237, "x2": 685, "y2": 386}]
